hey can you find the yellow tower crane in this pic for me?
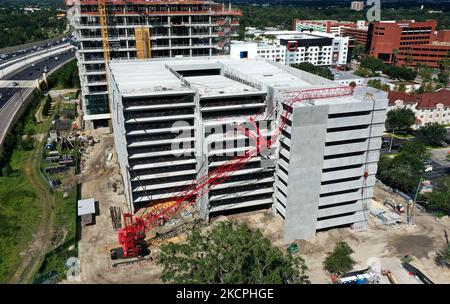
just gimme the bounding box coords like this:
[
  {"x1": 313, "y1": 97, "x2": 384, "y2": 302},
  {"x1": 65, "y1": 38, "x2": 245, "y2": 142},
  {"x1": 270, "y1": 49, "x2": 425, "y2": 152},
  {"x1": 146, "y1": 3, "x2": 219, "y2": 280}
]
[
  {"x1": 98, "y1": 0, "x2": 113, "y2": 132},
  {"x1": 98, "y1": 0, "x2": 110, "y2": 62}
]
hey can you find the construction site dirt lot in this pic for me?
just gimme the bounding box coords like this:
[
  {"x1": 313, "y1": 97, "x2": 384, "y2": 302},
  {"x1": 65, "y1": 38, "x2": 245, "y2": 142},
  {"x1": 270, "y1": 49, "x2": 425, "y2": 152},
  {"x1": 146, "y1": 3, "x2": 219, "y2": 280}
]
[
  {"x1": 66, "y1": 129, "x2": 450, "y2": 283},
  {"x1": 227, "y1": 187, "x2": 450, "y2": 284},
  {"x1": 61, "y1": 129, "x2": 163, "y2": 283}
]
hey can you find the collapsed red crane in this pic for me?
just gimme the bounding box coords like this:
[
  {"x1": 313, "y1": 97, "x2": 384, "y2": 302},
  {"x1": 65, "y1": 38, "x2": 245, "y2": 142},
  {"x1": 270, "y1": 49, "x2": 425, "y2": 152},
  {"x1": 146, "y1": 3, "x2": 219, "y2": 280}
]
[{"x1": 114, "y1": 86, "x2": 355, "y2": 259}]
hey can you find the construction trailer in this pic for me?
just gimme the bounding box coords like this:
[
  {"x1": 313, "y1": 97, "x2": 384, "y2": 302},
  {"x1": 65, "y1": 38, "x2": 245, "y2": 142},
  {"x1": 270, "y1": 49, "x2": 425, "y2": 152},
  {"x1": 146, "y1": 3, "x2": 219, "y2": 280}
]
[
  {"x1": 78, "y1": 198, "x2": 96, "y2": 226},
  {"x1": 67, "y1": 0, "x2": 241, "y2": 128},
  {"x1": 106, "y1": 57, "x2": 388, "y2": 252}
]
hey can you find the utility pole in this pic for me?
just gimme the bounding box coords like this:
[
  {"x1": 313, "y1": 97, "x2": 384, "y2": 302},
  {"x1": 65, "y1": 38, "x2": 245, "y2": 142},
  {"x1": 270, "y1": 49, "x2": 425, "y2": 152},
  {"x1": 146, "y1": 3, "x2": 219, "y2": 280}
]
[
  {"x1": 410, "y1": 177, "x2": 423, "y2": 225},
  {"x1": 389, "y1": 129, "x2": 395, "y2": 152}
]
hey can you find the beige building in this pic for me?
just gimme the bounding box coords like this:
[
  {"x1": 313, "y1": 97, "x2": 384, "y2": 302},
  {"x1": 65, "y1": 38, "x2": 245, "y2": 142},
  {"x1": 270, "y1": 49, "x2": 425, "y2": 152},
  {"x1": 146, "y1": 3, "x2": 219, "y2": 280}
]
[
  {"x1": 351, "y1": 2, "x2": 365, "y2": 11},
  {"x1": 388, "y1": 89, "x2": 450, "y2": 129}
]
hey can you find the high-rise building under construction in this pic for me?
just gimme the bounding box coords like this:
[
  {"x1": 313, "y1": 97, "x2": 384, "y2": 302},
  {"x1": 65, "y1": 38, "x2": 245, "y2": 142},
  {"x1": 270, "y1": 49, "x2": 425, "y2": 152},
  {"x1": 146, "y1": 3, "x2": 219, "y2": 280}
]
[
  {"x1": 66, "y1": 0, "x2": 241, "y2": 128},
  {"x1": 107, "y1": 57, "x2": 388, "y2": 242}
]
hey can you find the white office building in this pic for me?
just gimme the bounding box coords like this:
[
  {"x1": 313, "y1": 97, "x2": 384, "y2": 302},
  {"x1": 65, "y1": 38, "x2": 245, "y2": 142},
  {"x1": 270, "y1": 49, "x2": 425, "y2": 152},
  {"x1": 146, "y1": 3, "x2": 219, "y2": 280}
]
[{"x1": 231, "y1": 31, "x2": 349, "y2": 67}]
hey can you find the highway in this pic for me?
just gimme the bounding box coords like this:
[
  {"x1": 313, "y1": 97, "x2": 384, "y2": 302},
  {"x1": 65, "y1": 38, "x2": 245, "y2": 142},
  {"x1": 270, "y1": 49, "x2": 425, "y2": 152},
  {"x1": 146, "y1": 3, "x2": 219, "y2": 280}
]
[
  {"x1": 0, "y1": 48, "x2": 75, "y2": 110},
  {"x1": 0, "y1": 37, "x2": 70, "y2": 67},
  {"x1": 0, "y1": 46, "x2": 76, "y2": 149}
]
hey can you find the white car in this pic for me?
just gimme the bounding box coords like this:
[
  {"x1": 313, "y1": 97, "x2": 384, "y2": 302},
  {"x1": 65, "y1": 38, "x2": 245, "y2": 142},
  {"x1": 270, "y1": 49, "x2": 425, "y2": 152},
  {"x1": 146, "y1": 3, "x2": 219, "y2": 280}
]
[{"x1": 425, "y1": 165, "x2": 433, "y2": 172}]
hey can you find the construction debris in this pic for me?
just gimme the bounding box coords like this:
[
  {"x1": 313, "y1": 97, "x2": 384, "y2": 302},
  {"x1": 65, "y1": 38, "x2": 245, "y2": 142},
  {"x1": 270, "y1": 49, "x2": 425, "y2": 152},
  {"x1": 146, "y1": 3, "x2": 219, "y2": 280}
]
[
  {"x1": 381, "y1": 270, "x2": 399, "y2": 284},
  {"x1": 110, "y1": 207, "x2": 122, "y2": 231},
  {"x1": 370, "y1": 208, "x2": 403, "y2": 227}
]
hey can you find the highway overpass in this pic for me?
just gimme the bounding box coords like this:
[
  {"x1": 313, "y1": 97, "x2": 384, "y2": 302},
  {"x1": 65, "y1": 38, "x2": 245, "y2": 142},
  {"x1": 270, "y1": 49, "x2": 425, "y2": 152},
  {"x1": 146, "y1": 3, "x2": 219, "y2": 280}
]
[{"x1": 0, "y1": 44, "x2": 76, "y2": 154}]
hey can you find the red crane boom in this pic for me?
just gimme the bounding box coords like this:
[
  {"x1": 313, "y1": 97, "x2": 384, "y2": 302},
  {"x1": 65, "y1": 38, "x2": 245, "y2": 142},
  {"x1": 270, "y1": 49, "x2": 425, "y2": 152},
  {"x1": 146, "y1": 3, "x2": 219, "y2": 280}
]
[{"x1": 115, "y1": 86, "x2": 355, "y2": 258}]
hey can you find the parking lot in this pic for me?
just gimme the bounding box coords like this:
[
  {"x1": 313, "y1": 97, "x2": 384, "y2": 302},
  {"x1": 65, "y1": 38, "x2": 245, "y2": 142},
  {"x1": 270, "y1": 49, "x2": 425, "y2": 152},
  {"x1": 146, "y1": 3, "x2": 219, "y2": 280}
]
[{"x1": 425, "y1": 148, "x2": 450, "y2": 181}]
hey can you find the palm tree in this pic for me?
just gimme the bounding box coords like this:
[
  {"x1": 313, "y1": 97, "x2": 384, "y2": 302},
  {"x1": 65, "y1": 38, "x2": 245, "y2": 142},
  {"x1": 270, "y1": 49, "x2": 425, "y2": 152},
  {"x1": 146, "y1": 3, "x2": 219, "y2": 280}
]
[{"x1": 392, "y1": 48, "x2": 399, "y2": 66}]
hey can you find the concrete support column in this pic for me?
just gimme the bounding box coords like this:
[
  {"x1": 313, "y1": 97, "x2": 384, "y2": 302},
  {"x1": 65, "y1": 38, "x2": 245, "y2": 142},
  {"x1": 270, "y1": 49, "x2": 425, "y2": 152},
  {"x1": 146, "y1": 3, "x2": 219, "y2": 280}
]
[
  {"x1": 194, "y1": 94, "x2": 209, "y2": 220},
  {"x1": 283, "y1": 105, "x2": 329, "y2": 242}
]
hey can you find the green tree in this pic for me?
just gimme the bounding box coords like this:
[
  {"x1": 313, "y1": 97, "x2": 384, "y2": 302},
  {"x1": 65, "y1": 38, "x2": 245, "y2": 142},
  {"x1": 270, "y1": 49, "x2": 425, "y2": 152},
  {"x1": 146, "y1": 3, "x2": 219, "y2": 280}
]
[
  {"x1": 1, "y1": 164, "x2": 13, "y2": 177},
  {"x1": 398, "y1": 141, "x2": 431, "y2": 161},
  {"x1": 48, "y1": 59, "x2": 80, "y2": 89},
  {"x1": 351, "y1": 43, "x2": 366, "y2": 60},
  {"x1": 323, "y1": 241, "x2": 355, "y2": 275},
  {"x1": 292, "y1": 62, "x2": 334, "y2": 80},
  {"x1": 422, "y1": 176, "x2": 450, "y2": 215},
  {"x1": 264, "y1": 34, "x2": 276, "y2": 44},
  {"x1": 254, "y1": 36, "x2": 263, "y2": 43},
  {"x1": 377, "y1": 152, "x2": 424, "y2": 193},
  {"x1": 42, "y1": 95, "x2": 52, "y2": 116},
  {"x1": 383, "y1": 65, "x2": 417, "y2": 81},
  {"x1": 244, "y1": 33, "x2": 255, "y2": 40},
  {"x1": 367, "y1": 79, "x2": 390, "y2": 91},
  {"x1": 385, "y1": 108, "x2": 416, "y2": 132},
  {"x1": 377, "y1": 141, "x2": 427, "y2": 192},
  {"x1": 18, "y1": 135, "x2": 34, "y2": 151},
  {"x1": 157, "y1": 221, "x2": 308, "y2": 284},
  {"x1": 437, "y1": 69, "x2": 450, "y2": 87},
  {"x1": 423, "y1": 82, "x2": 434, "y2": 93},
  {"x1": 397, "y1": 83, "x2": 407, "y2": 92},
  {"x1": 438, "y1": 53, "x2": 450, "y2": 87},
  {"x1": 416, "y1": 123, "x2": 447, "y2": 146},
  {"x1": 392, "y1": 48, "x2": 399, "y2": 66},
  {"x1": 418, "y1": 67, "x2": 433, "y2": 82},
  {"x1": 354, "y1": 67, "x2": 374, "y2": 78},
  {"x1": 0, "y1": 6, "x2": 66, "y2": 48},
  {"x1": 360, "y1": 56, "x2": 385, "y2": 73}
]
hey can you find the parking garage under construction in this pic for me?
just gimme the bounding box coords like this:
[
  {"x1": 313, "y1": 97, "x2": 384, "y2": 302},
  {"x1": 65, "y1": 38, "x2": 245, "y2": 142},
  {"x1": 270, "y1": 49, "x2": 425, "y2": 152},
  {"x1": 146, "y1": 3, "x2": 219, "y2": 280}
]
[{"x1": 107, "y1": 57, "x2": 388, "y2": 242}]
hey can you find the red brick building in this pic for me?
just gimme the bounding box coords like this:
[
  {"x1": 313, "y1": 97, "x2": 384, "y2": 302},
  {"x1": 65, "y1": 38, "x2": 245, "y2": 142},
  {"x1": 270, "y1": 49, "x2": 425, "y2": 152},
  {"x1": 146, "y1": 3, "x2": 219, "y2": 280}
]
[
  {"x1": 341, "y1": 27, "x2": 368, "y2": 45},
  {"x1": 367, "y1": 20, "x2": 450, "y2": 68}
]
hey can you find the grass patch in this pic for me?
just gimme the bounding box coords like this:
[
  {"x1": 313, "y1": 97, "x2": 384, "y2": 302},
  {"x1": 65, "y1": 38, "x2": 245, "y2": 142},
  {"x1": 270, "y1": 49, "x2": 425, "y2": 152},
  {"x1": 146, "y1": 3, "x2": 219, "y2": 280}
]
[
  {"x1": 0, "y1": 164, "x2": 41, "y2": 283},
  {"x1": 385, "y1": 132, "x2": 415, "y2": 139},
  {"x1": 62, "y1": 92, "x2": 78, "y2": 100},
  {"x1": 33, "y1": 187, "x2": 78, "y2": 284},
  {"x1": 32, "y1": 100, "x2": 80, "y2": 283},
  {"x1": 0, "y1": 94, "x2": 46, "y2": 283},
  {"x1": 47, "y1": 59, "x2": 80, "y2": 90}
]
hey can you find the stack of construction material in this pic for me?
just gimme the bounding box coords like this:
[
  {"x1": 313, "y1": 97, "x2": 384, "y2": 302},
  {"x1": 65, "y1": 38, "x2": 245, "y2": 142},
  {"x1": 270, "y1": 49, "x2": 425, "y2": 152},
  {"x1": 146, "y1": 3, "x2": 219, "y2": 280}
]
[
  {"x1": 110, "y1": 207, "x2": 122, "y2": 231},
  {"x1": 370, "y1": 208, "x2": 402, "y2": 226}
]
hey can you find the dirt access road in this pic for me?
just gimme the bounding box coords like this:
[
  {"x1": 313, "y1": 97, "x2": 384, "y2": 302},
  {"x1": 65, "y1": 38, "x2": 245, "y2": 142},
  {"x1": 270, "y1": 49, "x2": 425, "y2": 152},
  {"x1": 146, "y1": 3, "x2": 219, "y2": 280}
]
[
  {"x1": 63, "y1": 129, "x2": 164, "y2": 283},
  {"x1": 9, "y1": 134, "x2": 56, "y2": 283}
]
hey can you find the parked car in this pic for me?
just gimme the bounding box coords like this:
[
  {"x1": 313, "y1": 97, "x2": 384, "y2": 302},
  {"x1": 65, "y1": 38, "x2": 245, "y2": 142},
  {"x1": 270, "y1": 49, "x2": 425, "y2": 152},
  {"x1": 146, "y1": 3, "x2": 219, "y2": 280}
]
[{"x1": 425, "y1": 165, "x2": 433, "y2": 172}]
